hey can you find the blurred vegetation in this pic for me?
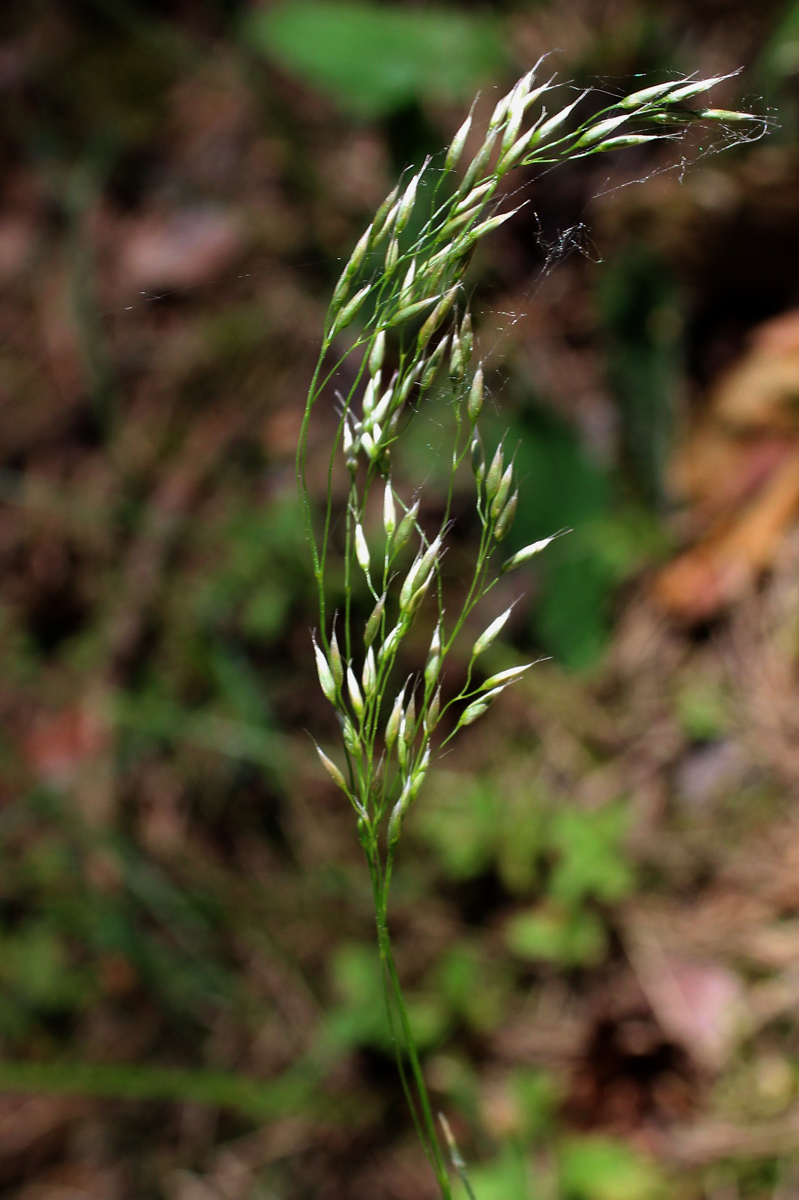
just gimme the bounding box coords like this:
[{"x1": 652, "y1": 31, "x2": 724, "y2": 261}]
[{"x1": 0, "y1": 0, "x2": 798, "y2": 1198}]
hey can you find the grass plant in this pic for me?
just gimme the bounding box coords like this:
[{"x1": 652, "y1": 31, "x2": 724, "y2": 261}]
[{"x1": 297, "y1": 65, "x2": 762, "y2": 1199}]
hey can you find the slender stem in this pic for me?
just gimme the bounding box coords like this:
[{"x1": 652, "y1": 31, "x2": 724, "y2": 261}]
[{"x1": 377, "y1": 849, "x2": 452, "y2": 1199}]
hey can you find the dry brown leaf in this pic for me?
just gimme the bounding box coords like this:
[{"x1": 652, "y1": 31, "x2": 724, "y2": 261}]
[{"x1": 654, "y1": 447, "x2": 799, "y2": 621}]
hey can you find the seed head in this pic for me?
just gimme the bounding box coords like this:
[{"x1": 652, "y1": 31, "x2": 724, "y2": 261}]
[
  {"x1": 425, "y1": 621, "x2": 443, "y2": 689},
  {"x1": 468, "y1": 367, "x2": 484, "y2": 424},
  {"x1": 665, "y1": 73, "x2": 732, "y2": 104},
  {"x1": 362, "y1": 646, "x2": 377, "y2": 699},
  {"x1": 456, "y1": 698, "x2": 489, "y2": 729},
  {"x1": 316, "y1": 744, "x2": 348, "y2": 793},
  {"x1": 391, "y1": 743, "x2": 431, "y2": 834},
  {"x1": 396, "y1": 164, "x2": 425, "y2": 234},
  {"x1": 480, "y1": 663, "x2": 532, "y2": 690},
  {"x1": 389, "y1": 293, "x2": 442, "y2": 328},
  {"x1": 616, "y1": 79, "x2": 684, "y2": 110},
  {"x1": 471, "y1": 435, "x2": 485, "y2": 487},
  {"x1": 399, "y1": 534, "x2": 442, "y2": 610},
  {"x1": 385, "y1": 684, "x2": 407, "y2": 751},
  {"x1": 501, "y1": 531, "x2": 564, "y2": 573},
  {"x1": 329, "y1": 628, "x2": 344, "y2": 689},
  {"x1": 594, "y1": 134, "x2": 662, "y2": 153},
  {"x1": 362, "y1": 376, "x2": 379, "y2": 416},
  {"x1": 425, "y1": 685, "x2": 441, "y2": 733},
  {"x1": 494, "y1": 489, "x2": 518, "y2": 541},
  {"x1": 392, "y1": 501, "x2": 419, "y2": 556},
  {"x1": 383, "y1": 483, "x2": 397, "y2": 541},
  {"x1": 313, "y1": 637, "x2": 337, "y2": 704},
  {"x1": 527, "y1": 91, "x2": 589, "y2": 152},
  {"x1": 472, "y1": 603, "x2": 515, "y2": 660},
  {"x1": 417, "y1": 284, "x2": 460, "y2": 350},
  {"x1": 445, "y1": 113, "x2": 473, "y2": 172},
  {"x1": 400, "y1": 261, "x2": 417, "y2": 304},
  {"x1": 485, "y1": 442, "x2": 504, "y2": 502},
  {"x1": 329, "y1": 284, "x2": 371, "y2": 338},
  {"x1": 354, "y1": 523, "x2": 371, "y2": 578},
  {"x1": 378, "y1": 622, "x2": 403, "y2": 663},
  {"x1": 490, "y1": 463, "x2": 514, "y2": 521},
  {"x1": 460, "y1": 312, "x2": 473, "y2": 362},
  {"x1": 453, "y1": 179, "x2": 494, "y2": 214},
  {"x1": 347, "y1": 665, "x2": 365, "y2": 720},
  {"x1": 342, "y1": 715, "x2": 362, "y2": 759},
  {"x1": 369, "y1": 330, "x2": 386, "y2": 376},
  {"x1": 420, "y1": 333, "x2": 450, "y2": 390},
  {"x1": 574, "y1": 112, "x2": 631, "y2": 149},
  {"x1": 404, "y1": 692, "x2": 417, "y2": 740},
  {"x1": 364, "y1": 593, "x2": 386, "y2": 648}
]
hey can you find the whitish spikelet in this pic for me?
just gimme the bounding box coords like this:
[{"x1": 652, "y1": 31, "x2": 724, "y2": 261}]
[
  {"x1": 354, "y1": 523, "x2": 371, "y2": 577},
  {"x1": 347, "y1": 665, "x2": 365, "y2": 721},
  {"x1": 385, "y1": 684, "x2": 407, "y2": 751},
  {"x1": 364, "y1": 593, "x2": 386, "y2": 648},
  {"x1": 501, "y1": 531, "x2": 565, "y2": 573},
  {"x1": 329, "y1": 628, "x2": 344, "y2": 690},
  {"x1": 313, "y1": 638, "x2": 337, "y2": 703},
  {"x1": 425, "y1": 621, "x2": 443, "y2": 689},
  {"x1": 316, "y1": 744, "x2": 348, "y2": 793},
  {"x1": 471, "y1": 603, "x2": 515, "y2": 659},
  {"x1": 445, "y1": 113, "x2": 472, "y2": 172},
  {"x1": 490, "y1": 463, "x2": 514, "y2": 520},
  {"x1": 393, "y1": 500, "x2": 420, "y2": 554},
  {"x1": 480, "y1": 663, "x2": 533, "y2": 690},
  {"x1": 573, "y1": 112, "x2": 632, "y2": 149},
  {"x1": 362, "y1": 646, "x2": 377, "y2": 699},
  {"x1": 383, "y1": 483, "x2": 397, "y2": 540},
  {"x1": 425, "y1": 685, "x2": 441, "y2": 733},
  {"x1": 329, "y1": 284, "x2": 371, "y2": 338},
  {"x1": 369, "y1": 330, "x2": 386, "y2": 376}
]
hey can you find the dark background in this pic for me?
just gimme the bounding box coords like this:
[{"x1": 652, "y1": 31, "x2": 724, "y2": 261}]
[{"x1": 1, "y1": 1, "x2": 799, "y2": 1197}]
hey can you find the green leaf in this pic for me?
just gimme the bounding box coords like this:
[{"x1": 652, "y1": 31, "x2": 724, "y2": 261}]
[
  {"x1": 505, "y1": 904, "x2": 607, "y2": 967},
  {"x1": 454, "y1": 1145, "x2": 531, "y2": 1200},
  {"x1": 558, "y1": 1137, "x2": 665, "y2": 1200},
  {"x1": 324, "y1": 943, "x2": 447, "y2": 1053},
  {"x1": 245, "y1": 2, "x2": 506, "y2": 117},
  {"x1": 548, "y1": 803, "x2": 635, "y2": 906}
]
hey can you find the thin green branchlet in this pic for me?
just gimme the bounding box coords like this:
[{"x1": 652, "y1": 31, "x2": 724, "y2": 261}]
[{"x1": 297, "y1": 66, "x2": 762, "y2": 1199}]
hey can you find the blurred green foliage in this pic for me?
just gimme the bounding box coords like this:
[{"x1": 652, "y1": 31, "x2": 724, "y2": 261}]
[
  {"x1": 599, "y1": 246, "x2": 683, "y2": 507},
  {"x1": 245, "y1": 2, "x2": 506, "y2": 117}
]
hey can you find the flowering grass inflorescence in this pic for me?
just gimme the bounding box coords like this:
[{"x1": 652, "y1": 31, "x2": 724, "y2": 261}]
[{"x1": 297, "y1": 65, "x2": 762, "y2": 1199}]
